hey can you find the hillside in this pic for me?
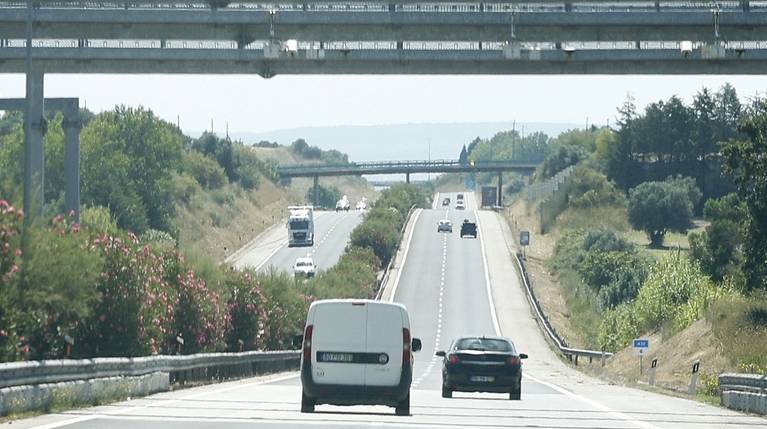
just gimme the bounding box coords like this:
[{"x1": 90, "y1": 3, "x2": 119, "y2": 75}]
[{"x1": 178, "y1": 145, "x2": 376, "y2": 262}]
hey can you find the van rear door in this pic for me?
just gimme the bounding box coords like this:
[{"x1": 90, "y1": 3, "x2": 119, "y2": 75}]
[
  {"x1": 311, "y1": 302, "x2": 367, "y2": 385},
  {"x1": 365, "y1": 303, "x2": 405, "y2": 387}
]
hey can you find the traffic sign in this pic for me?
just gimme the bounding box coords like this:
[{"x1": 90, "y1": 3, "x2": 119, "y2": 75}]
[
  {"x1": 520, "y1": 231, "x2": 530, "y2": 246},
  {"x1": 633, "y1": 339, "x2": 649, "y2": 356}
]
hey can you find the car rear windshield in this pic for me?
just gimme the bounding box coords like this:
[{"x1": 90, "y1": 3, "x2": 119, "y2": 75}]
[{"x1": 455, "y1": 338, "x2": 513, "y2": 352}]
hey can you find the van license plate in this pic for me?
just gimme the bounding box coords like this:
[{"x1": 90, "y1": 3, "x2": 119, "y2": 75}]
[
  {"x1": 470, "y1": 375, "x2": 495, "y2": 383},
  {"x1": 318, "y1": 352, "x2": 355, "y2": 363}
]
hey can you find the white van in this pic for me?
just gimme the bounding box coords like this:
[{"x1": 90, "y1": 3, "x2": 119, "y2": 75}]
[{"x1": 299, "y1": 299, "x2": 422, "y2": 415}]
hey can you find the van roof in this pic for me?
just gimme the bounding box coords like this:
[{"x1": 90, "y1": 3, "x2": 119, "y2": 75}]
[{"x1": 309, "y1": 299, "x2": 407, "y2": 312}]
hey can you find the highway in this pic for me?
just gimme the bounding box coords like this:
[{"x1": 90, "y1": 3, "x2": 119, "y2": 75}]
[
  {"x1": 230, "y1": 209, "x2": 363, "y2": 275},
  {"x1": 5, "y1": 193, "x2": 766, "y2": 429}
]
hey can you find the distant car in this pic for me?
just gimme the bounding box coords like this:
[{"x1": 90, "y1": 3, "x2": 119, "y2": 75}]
[
  {"x1": 293, "y1": 257, "x2": 317, "y2": 278},
  {"x1": 442, "y1": 197, "x2": 451, "y2": 206},
  {"x1": 456, "y1": 193, "x2": 464, "y2": 201},
  {"x1": 436, "y1": 336, "x2": 528, "y2": 400},
  {"x1": 356, "y1": 199, "x2": 368, "y2": 210},
  {"x1": 455, "y1": 201, "x2": 466, "y2": 210},
  {"x1": 437, "y1": 219, "x2": 453, "y2": 233},
  {"x1": 460, "y1": 219, "x2": 477, "y2": 238}
]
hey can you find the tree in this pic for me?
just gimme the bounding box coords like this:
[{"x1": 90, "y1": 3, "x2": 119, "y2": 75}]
[
  {"x1": 306, "y1": 185, "x2": 342, "y2": 208},
  {"x1": 193, "y1": 132, "x2": 238, "y2": 182},
  {"x1": 721, "y1": 98, "x2": 767, "y2": 291},
  {"x1": 537, "y1": 144, "x2": 587, "y2": 179},
  {"x1": 628, "y1": 178, "x2": 699, "y2": 247},
  {"x1": 183, "y1": 150, "x2": 227, "y2": 189},
  {"x1": 458, "y1": 145, "x2": 468, "y2": 165}
]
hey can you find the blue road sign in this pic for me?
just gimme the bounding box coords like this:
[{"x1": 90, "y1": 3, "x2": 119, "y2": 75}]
[{"x1": 633, "y1": 339, "x2": 649, "y2": 348}]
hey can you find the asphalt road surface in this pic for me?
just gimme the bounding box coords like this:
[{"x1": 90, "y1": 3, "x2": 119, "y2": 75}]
[
  {"x1": 230, "y1": 209, "x2": 364, "y2": 275},
  {"x1": 7, "y1": 193, "x2": 766, "y2": 429}
]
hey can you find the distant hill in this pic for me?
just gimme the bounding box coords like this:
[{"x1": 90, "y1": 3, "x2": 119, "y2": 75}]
[{"x1": 226, "y1": 122, "x2": 580, "y2": 163}]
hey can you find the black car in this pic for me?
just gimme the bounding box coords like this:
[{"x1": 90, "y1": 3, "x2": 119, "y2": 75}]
[
  {"x1": 442, "y1": 197, "x2": 451, "y2": 206},
  {"x1": 460, "y1": 219, "x2": 477, "y2": 238},
  {"x1": 436, "y1": 336, "x2": 528, "y2": 400}
]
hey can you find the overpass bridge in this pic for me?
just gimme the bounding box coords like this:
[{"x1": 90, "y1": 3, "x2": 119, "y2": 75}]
[
  {"x1": 278, "y1": 159, "x2": 540, "y2": 205},
  {"x1": 10, "y1": 0, "x2": 767, "y2": 220}
]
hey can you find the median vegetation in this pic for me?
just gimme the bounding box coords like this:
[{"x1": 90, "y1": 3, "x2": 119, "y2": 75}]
[{"x1": 0, "y1": 181, "x2": 427, "y2": 362}]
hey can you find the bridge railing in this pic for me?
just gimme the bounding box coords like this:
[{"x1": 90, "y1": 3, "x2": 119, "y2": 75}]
[{"x1": 278, "y1": 159, "x2": 542, "y2": 175}]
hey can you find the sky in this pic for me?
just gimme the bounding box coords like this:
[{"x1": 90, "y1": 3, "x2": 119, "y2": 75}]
[{"x1": 0, "y1": 74, "x2": 765, "y2": 136}]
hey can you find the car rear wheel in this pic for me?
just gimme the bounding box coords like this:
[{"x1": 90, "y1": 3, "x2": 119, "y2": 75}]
[
  {"x1": 395, "y1": 393, "x2": 410, "y2": 416},
  {"x1": 509, "y1": 384, "x2": 521, "y2": 401},
  {"x1": 301, "y1": 391, "x2": 315, "y2": 413},
  {"x1": 441, "y1": 385, "x2": 452, "y2": 398}
]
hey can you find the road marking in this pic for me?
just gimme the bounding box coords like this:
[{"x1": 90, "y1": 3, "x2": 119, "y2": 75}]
[
  {"x1": 27, "y1": 373, "x2": 300, "y2": 429},
  {"x1": 387, "y1": 209, "x2": 422, "y2": 303},
  {"x1": 476, "y1": 209, "x2": 660, "y2": 429},
  {"x1": 474, "y1": 208, "x2": 501, "y2": 336},
  {"x1": 255, "y1": 240, "x2": 288, "y2": 272}
]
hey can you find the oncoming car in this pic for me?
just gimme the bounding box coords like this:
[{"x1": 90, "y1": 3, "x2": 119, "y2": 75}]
[
  {"x1": 293, "y1": 257, "x2": 317, "y2": 278},
  {"x1": 437, "y1": 219, "x2": 453, "y2": 233},
  {"x1": 442, "y1": 197, "x2": 451, "y2": 206},
  {"x1": 455, "y1": 201, "x2": 465, "y2": 210},
  {"x1": 436, "y1": 336, "x2": 528, "y2": 400}
]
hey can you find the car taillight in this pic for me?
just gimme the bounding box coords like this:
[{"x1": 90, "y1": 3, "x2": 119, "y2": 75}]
[
  {"x1": 448, "y1": 354, "x2": 460, "y2": 365},
  {"x1": 402, "y1": 328, "x2": 411, "y2": 365},
  {"x1": 303, "y1": 325, "x2": 313, "y2": 363},
  {"x1": 507, "y1": 355, "x2": 521, "y2": 366}
]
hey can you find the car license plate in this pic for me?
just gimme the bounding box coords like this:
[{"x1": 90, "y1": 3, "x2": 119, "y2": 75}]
[
  {"x1": 470, "y1": 375, "x2": 495, "y2": 383},
  {"x1": 318, "y1": 352, "x2": 355, "y2": 363}
]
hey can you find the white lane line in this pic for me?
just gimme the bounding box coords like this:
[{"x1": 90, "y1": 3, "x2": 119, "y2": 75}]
[
  {"x1": 413, "y1": 226, "x2": 449, "y2": 387},
  {"x1": 476, "y1": 208, "x2": 660, "y2": 429},
  {"x1": 27, "y1": 373, "x2": 300, "y2": 429},
  {"x1": 255, "y1": 240, "x2": 288, "y2": 272},
  {"x1": 387, "y1": 209, "x2": 423, "y2": 303},
  {"x1": 474, "y1": 208, "x2": 501, "y2": 336}
]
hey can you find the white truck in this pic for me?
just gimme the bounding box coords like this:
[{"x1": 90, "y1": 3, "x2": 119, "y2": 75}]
[
  {"x1": 287, "y1": 206, "x2": 314, "y2": 247},
  {"x1": 335, "y1": 195, "x2": 351, "y2": 212}
]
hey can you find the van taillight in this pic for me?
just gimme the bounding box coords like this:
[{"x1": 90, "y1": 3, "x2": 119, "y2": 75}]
[
  {"x1": 448, "y1": 354, "x2": 460, "y2": 365},
  {"x1": 507, "y1": 355, "x2": 520, "y2": 366},
  {"x1": 402, "y1": 328, "x2": 411, "y2": 365},
  {"x1": 303, "y1": 325, "x2": 313, "y2": 363}
]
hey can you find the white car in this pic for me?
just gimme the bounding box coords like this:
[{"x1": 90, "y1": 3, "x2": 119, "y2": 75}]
[
  {"x1": 437, "y1": 219, "x2": 453, "y2": 233},
  {"x1": 293, "y1": 257, "x2": 317, "y2": 278},
  {"x1": 356, "y1": 199, "x2": 368, "y2": 210},
  {"x1": 455, "y1": 201, "x2": 466, "y2": 210},
  {"x1": 299, "y1": 299, "x2": 422, "y2": 415}
]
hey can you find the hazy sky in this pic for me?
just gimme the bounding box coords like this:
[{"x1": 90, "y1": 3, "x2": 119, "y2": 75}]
[{"x1": 0, "y1": 74, "x2": 765, "y2": 135}]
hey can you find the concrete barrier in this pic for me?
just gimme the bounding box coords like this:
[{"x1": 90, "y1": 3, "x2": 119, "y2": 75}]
[{"x1": 0, "y1": 372, "x2": 169, "y2": 416}]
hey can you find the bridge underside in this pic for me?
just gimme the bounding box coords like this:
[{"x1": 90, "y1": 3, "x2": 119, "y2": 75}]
[{"x1": 1, "y1": 47, "x2": 765, "y2": 75}]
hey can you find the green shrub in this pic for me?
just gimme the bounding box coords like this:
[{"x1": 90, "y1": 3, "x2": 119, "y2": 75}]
[
  {"x1": 349, "y1": 213, "x2": 400, "y2": 266},
  {"x1": 80, "y1": 205, "x2": 120, "y2": 236},
  {"x1": 568, "y1": 165, "x2": 626, "y2": 208},
  {"x1": 171, "y1": 173, "x2": 200, "y2": 206},
  {"x1": 224, "y1": 270, "x2": 267, "y2": 351},
  {"x1": 183, "y1": 150, "x2": 228, "y2": 189},
  {"x1": 538, "y1": 144, "x2": 587, "y2": 179}
]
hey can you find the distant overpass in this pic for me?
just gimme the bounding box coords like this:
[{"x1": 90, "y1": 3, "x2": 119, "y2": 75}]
[{"x1": 278, "y1": 159, "x2": 541, "y2": 205}]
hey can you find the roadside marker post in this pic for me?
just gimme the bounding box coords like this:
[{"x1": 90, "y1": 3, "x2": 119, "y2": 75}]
[
  {"x1": 520, "y1": 230, "x2": 530, "y2": 260},
  {"x1": 689, "y1": 360, "x2": 700, "y2": 395},
  {"x1": 633, "y1": 339, "x2": 649, "y2": 375},
  {"x1": 649, "y1": 357, "x2": 658, "y2": 386}
]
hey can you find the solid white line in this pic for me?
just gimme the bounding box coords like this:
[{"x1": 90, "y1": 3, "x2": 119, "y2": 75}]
[
  {"x1": 387, "y1": 209, "x2": 423, "y2": 303},
  {"x1": 474, "y1": 208, "x2": 502, "y2": 336},
  {"x1": 27, "y1": 373, "x2": 300, "y2": 429},
  {"x1": 255, "y1": 240, "x2": 288, "y2": 272}
]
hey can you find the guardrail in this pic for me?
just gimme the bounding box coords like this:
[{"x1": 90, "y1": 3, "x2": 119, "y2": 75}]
[
  {"x1": 719, "y1": 373, "x2": 767, "y2": 415},
  {"x1": 512, "y1": 251, "x2": 612, "y2": 364},
  {"x1": 0, "y1": 350, "x2": 300, "y2": 389}
]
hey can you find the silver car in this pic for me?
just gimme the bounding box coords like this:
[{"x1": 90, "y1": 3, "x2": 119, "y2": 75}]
[{"x1": 437, "y1": 219, "x2": 453, "y2": 233}]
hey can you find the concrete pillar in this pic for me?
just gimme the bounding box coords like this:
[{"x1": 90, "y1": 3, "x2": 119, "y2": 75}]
[
  {"x1": 497, "y1": 171, "x2": 503, "y2": 206},
  {"x1": 406, "y1": 172, "x2": 410, "y2": 184},
  {"x1": 741, "y1": 1, "x2": 750, "y2": 12},
  {"x1": 23, "y1": 71, "x2": 45, "y2": 223},
  {"x1": 63, "y1": 111, "x2": 81, "y2": 222},
  {"x1": 312, "y1": 175, "x2": 319, "y2": 206}
]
